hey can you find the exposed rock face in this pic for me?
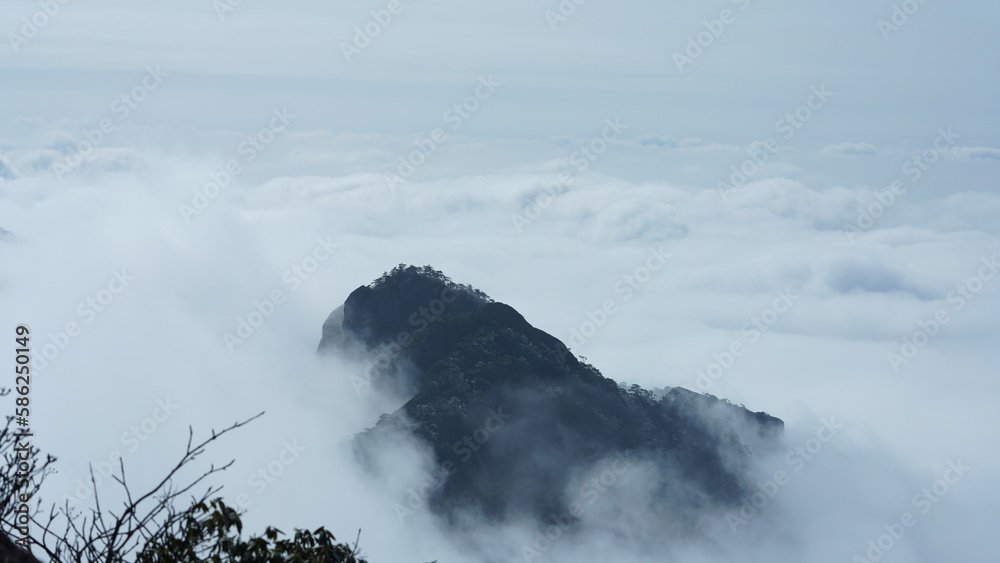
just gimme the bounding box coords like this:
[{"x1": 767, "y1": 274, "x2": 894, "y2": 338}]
[{"x1": 321, "y1": 265, "x2": 783, "y2": 528}]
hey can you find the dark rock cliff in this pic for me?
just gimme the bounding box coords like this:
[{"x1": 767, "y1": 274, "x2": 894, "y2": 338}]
[{"x1": 321, "y1": 265, "x2": 783, "y2": 528}]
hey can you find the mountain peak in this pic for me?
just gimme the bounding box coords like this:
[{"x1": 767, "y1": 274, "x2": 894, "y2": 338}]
[
  {"x1": 319, "y1": 264, "x2": 491, "y2": 353},
  {"x1": 321, "y1": 265, "x2": 783, "y2": 530}
]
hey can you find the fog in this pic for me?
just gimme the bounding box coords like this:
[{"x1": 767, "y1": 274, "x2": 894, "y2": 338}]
[{"x1": 1, "y1": 1, "x2": 998, "y2": 561}]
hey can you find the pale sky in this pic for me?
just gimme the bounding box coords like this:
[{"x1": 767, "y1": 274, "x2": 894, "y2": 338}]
[{"x1": 2, "y1": 0, "x2": 997, "y2": 144}]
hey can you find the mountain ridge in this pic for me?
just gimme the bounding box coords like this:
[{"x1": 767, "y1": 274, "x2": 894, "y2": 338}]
[{"x1": 321, "y1": 264, "x2": 783, "y2": 530}]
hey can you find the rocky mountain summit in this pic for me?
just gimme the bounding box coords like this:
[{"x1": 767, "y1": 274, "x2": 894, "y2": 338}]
[{"x1": 321, "y1": 265, "x2": 783, "y2": 529}]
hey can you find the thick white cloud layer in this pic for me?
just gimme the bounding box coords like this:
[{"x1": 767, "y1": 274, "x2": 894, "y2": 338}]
[{"x1": 1, "y1": 123, "x2": 997, "y2": 562}]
